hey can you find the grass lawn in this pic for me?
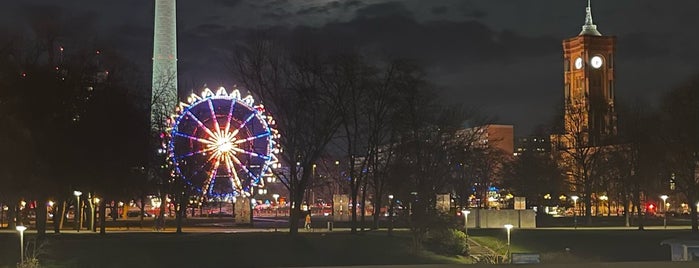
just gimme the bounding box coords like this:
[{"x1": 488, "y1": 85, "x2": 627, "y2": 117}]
[
  {"x1": 468, "y1": 228, "x2": 686, "y2": 263},
  {"x1": 0, "y1": 231, "x2": 469, "y2": 268}
]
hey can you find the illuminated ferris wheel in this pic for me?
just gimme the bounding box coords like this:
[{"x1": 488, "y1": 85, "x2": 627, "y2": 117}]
[{"x1": 168, "y1": 87, "x2": 278, "y2": 198}]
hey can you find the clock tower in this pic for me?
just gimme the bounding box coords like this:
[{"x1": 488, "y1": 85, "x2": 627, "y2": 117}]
[{"x1": 562, "y1": 0, "x2": 617, "y2": 146}]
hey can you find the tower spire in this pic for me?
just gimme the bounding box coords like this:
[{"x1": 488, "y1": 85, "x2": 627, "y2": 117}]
[{"x1": 579, "y1": 0, "x2": 602, "y2": 36}]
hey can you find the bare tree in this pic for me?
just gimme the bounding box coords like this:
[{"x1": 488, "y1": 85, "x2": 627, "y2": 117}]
[
  {"x1": 552, "y1": 104, "x2": 605, "y2": 224},
  {"x1": 389, "y1": 82, "x2": 472, "y2": 250},
  {"x1": 230, "y1": 35, "x2": 341, "y2": 235},
  {"x1": 659, "y1": 75, "x2": 699, "y2": 232},
  {"x1": 503, "y1": 149, "x2": 565, "y2": 211}
]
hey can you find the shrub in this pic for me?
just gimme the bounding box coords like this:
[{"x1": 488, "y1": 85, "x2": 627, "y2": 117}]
[{"x1": 429, "y1": 228, "x2": 469, "y2": 256}]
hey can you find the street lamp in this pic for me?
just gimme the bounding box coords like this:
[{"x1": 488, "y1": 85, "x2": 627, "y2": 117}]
[
  {"x1": 571, "y1": 195, "x2": 579, "y2": 229},
  {"x1": 47, "y1": 200, "x2": 55, "y2": 221},
  {"x1": 504, "y1": 224, "x2": 514, "y2": 262},
  {"x1": 660, "y1": 195, "x2": 669, "y2": 229},
  {"x1": 272, "y1": 194, "x2": 280, "y2": 232},
  {"x1": 461, "y1": 210, "x2": 471, "y2": 235},
  {"x1": 16, "y1": 225, "x2": 27, "y2": 264},
  {"x1": 73, "y1": 190, "x2": 82, "y2": 232}
]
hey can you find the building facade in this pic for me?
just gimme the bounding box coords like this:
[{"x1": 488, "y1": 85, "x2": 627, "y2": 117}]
[
  {"x1": 552, "y1": 1, "x2": 619, "y2": 194},
  {"x1": 557, "y1": 1, "x2": 617, "y2": 148},
  {"x1": 514, "y1": 136, "x2": 550, "y2": 156}
]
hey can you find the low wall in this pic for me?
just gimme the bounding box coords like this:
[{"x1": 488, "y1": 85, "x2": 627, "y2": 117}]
[{"x1": 468, "y1": 209, "x2": 536, "y2": 228}]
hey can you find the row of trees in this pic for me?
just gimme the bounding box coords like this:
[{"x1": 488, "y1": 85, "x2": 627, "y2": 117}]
[
  {"x1": 228, "y1": 31, "x2": 509, "y2": 243},
  {"x1": 507, "y1": 76, "x2": 699, "y2": 232},
  {"x1": 0, "y1": 21, "x2": 152, "y2": 237}
]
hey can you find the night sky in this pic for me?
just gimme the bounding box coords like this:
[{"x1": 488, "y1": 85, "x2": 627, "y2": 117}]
[{"x1": 3, "y1": 0, "x2": 698, "y2": 135}]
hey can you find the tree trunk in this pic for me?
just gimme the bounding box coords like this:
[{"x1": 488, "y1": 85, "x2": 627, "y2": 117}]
[
  {"x1": 372, "y1": 189, "x2": 383, "y2": 230},
  {"x1": 139, "y1": 195, "x2": 146, "y2": 227},
  {"x1": 360, "y1": 180, "x2": 367, "y2": 232},
  {"x1": 350, "y1": 186, "x2": 359, "y2": 234},
  {"x1": 53, "y1": 202, "x2": 60, "y2": 233},
  {"x1": 289, "y1": 188, "x2": 304, "y2": 235},
  {"x1": 176, "y1": 191, "x2": 186, "y2": 234},
  {"x1": 8, "y1": 203, "x2": 16, "y2": 229},
  {"x1": 158, "y1": 194, "x2": 167, "y2": 230},
  {"x1": 634, "y1": 193, "x2": 644, "y2": 230},
  {"x1": 99, "y1": 198, "x2": 107, "y2": 235},
  {"x1": 690, "y1": 194, "x2": 698, "y2": 232},
  {"x1": 623, "y1": 194, "x2": 630, "y2": 227},
  {"x1": 36, "y1": 197, "x2": 47, "y2": 239},
  {"x1": 58, "y1": 201, "x2": 67, "y2": 230},
  {"x1": 289, "y1": 204, "x2": 301, "y2": 235},
  {"x1": 585, "y1": 181, "x2": 593, "y2": 225}
]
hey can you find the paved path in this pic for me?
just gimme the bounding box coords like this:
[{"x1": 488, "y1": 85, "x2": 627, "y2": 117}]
[{"x1": 467, "y1": 237, "x2": 497, "y2": 256}]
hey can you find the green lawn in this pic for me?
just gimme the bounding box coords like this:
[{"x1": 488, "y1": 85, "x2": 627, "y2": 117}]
[
  {"x1": 0, "y1": 231, "x2": 468, "y2": 268},
  {"x1": 468, "y1": 228, "x2": 683, "y2": 263}
]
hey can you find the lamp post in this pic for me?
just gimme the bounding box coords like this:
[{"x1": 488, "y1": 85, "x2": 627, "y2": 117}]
[
  {"x1": 599, "y1": 195, "x2": 608, "y2": 216},
  {"x1": 504, "y1": 224, "x2": 513, "y2": 262},
  {"x1": 571, "y1": 195, "x2": 579, "y2": 229},
  {"x1": 388, "y1": 195, "x2": 394, "y2": 235},
  {"x1": 660, "y1": 195, "x2": 669, "y2": 229},
  {"x1": 16, "y1": 225, "x2": 27, "y2": 264},
  {"x1": 92, "y1": 197, "x2": 100, "y2": 232},
  {"x1": 272, "y1": 194, "x2": 280, "y2": 232},
  {"x1": 73, "y1": 190, "x2": 82, "y2": 232},
  {"x1": 461, "y1": 210, "x2": 471, "y2": 235}
]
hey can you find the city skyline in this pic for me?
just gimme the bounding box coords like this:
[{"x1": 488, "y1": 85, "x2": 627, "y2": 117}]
[{"x1": 2, "y1": 0, "x2": 698, "y2": 134}]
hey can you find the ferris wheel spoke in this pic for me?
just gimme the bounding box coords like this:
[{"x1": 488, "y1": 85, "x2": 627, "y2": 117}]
[
  {"x1": 234, "y1": 132, "x2": 271, "y2": 144},
  {"x1": 231, "y1": 147, "x2": 271, "y2": 160},
  {"x1": 230, "y1": 112, "x2": 257, "y2": 137},
  {"x1": 174, "y1": 147, "x2": 216, "y2": 160},
  {"x1": 207, "y1": 99, "x2": 221, "y2": 134},
  {"x1": 229, "y1": 154, "x2": 259, "y2": 180},
  {"x1": 223, "y1": 101, "x2": 236, "y2": 134},
  {"x1": 203, "y1": 160, "x2": 220, "y2": 195},
  {"x1": 223, "y1": 154, "x2": 242, "y2": 190},
  {"x1": 185, "y1": 110, "x2": 217, "y2": 138},
  {"x1": 174, "y1": 132, "x2": 213, "y2": 145}
]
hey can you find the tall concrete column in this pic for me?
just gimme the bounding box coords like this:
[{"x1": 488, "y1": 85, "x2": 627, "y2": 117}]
[{"x1": 151, "y1": 0, "x2": 178, "y2": 132}]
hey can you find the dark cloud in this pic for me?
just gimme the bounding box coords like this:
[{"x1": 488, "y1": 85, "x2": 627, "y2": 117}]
[
  {"x1": 114, "y1": 24, "x2": 151, "y2": 40},
  {"x1": 431, "y1": 6, "x2": 448, "y2": 15},
  {"x1": 249, "y1": 0, "x2": 288, "y2": 9},
  {"x1": 456, "y1": 2, "x2": 487, "y2": 18},
  {"x1": 617, "y1": 32, "x2": 672, "y2": 59},
  {"x1": 191, "y1": 23, "x2": 227, "y2": 37},
  {"x1": 214, "y1": 0, "x2": 243, "y2": 8},
  {"x1": 300, "y1": 16, "x2": 558, "y2": 71},
  {"x1": 296, "y1": 0, "x2": 363, "y2": 15},
  {"x1": 354, "y1": 1, "x2": 413, "y2": 19},
  {"x1": 261, "y1": 10, "x2": 291, "y2": 21}
]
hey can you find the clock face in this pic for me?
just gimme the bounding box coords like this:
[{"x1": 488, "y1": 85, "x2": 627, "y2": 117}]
[
  {"x1": 574, "y1": 57, "x2": 583, "y2": 69},
  {"x1": 591, "y1": 56, "x2": 603, "y2": 69}
]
